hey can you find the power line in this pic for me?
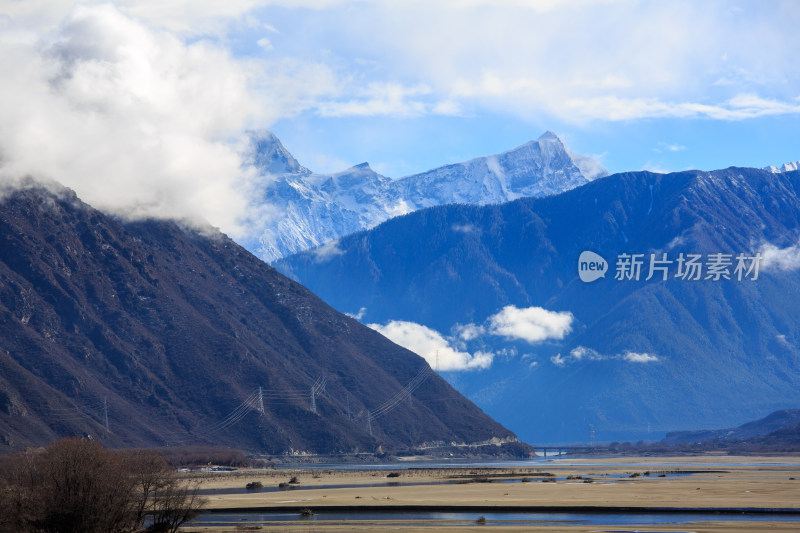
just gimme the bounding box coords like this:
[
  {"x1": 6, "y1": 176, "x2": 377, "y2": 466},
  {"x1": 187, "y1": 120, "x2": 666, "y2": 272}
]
[{"x1": 103, "y1": 396, "x2": 109, "y2": 433}]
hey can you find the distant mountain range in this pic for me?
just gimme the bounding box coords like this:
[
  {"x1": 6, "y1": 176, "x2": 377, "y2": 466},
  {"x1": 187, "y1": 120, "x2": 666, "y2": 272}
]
[
  {"x1": 241, "y1": 131, "x2": 606, "y2": 262},
  {"x1": 0, "y1": 182, "x2": 513, "y2": 453},
  {"x1": 276, "y1": 166, "x2": 800, "y2": 444},
  {"x1": 663, "y1": 409, "x2": 800, "y2": 446},
  {"x1": 765, "y1": 161, "x2": 800, "y2": 173}
]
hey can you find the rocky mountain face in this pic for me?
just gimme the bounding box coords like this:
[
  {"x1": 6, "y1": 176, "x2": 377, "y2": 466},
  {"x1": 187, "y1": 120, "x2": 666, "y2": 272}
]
[
  {"x1": 0, "y1": 182, "x2": 513, "y2": 453},
  {"x1": 276, "y1": 167, "x2": 800, "y2": 444},
  {"x1": 242, "y1": 131, "x2": 606, "y2": 262}
]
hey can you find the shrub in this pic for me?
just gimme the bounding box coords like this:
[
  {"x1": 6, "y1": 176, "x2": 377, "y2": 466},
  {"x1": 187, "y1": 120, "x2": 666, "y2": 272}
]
[{"x1": 0, "y1": 438, "x2": 204, "y2": 533}]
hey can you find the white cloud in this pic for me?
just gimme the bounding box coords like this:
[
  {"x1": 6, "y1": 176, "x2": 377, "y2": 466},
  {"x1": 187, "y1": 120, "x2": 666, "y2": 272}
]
[
  {"x1": 551, "y1": 346, "x2": 660, "y2": 366},
  {"x1": 346, "y1": 307, "x2": 366, "y2": 320},
  {"x1": 0, "y1": 4, "x2": 281, "y2": 237},
  {"x1": 315, "y1": 83, "x2": 448, "y2": 119},
  {"x1": 487, "y1": 305, "x2": 573, "y2": 344},
  {"x1": 567, "y1": 346, "x2": 605, "y2": 361},
  {"x1": 256, "y1": 37, "x2": 273, "y2": 51},
  {"x1": 5, "y1": 1, "x2": 800, "y2": 131},
  {"x1": 453, "y1": 322, "x2": 485, "y2": 341},
  {"x1": 0, "y1": 1, "x2": 283, "y2": 36},
  {"x1": 369, "y1": 305, "x2": 573, "y2": 372},
  {"x1": 289, "y1": 1, "x2": 799, "y2": 124},
  {"x1": 656, "y1": 142, "x2": 686, "y2": 152},
  {"x1": 312, "y1": 240, "x2": 345, "y2": 262},
  {"x1": 622, "y1": 351, "x2": 659, "y2": 363},
  {"x1": 665, "y1": 235, "x2": 686, "y2": 250},
  {"x1": 759, "y1": 239, "x2": 800, "y2": 272},
  {"x1": 368, "y1": 320, "x2": 493, "y2": 371}
]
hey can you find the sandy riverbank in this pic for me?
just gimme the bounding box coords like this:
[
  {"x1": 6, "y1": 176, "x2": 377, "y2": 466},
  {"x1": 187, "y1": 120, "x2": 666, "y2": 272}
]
[{"x1": 180, "y1": 455, "x2": 800, "y2": 532}]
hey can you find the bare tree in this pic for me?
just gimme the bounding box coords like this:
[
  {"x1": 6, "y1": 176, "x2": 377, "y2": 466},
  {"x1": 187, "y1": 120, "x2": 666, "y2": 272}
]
[
  {"x1": 3, "y1": 438, "x2": 136, "y2": 533},
  {"x1": 123, "y1": 450, "x2": 204, "y2": 533},
  {"x1": 0, "y1": 438, "x2": 205, "y2": 533}
]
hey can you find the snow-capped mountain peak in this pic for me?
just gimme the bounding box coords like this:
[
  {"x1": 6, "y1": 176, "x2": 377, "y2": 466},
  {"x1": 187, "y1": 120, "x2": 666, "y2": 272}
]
[
  {"x1": 243, "y1": 132, "x2": 607, "y2": 262},
  {"x1": 537, "y1": 130, "x2": 560, "y2": 141},
  {"x1": 765, "y1": 161, "x2": 800, "y2": 173},
  {"x1": 245, "y1": 130, "x2": 310, "y2": 176}
]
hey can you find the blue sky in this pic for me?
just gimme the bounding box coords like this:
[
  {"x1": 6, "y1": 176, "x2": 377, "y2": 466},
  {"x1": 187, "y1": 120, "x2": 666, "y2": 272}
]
[
  {"x1": 243, "y1": 1, "x2": 800, "y2": 177},
  {"x1": 1, "y1": 1, "x2": 798, "y2": 233}
]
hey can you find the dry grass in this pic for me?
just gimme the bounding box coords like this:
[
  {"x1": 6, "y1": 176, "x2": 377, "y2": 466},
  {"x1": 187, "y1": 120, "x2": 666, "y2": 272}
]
[{"x1": 180, "y1": 455, "x2": 800, "y2": 532}]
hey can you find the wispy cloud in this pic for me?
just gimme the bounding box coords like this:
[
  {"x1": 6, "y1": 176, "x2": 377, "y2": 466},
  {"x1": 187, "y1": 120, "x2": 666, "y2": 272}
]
[
  {"x1": 298, "y1": 1, "x2": 800, "y2": 124},
  {"x1": 622, "y1": 351, "x2": 660, "y2": 363},
  {"x1": 312, "y1": 240, "x2": 346, "y2": 262},
  {"x1": 453, "y1": 322, "x2": 485, "y2": 341},
  {"x1": 656, "y1": 142, "x2": 687, "y2": 153},
  {"x1": 346, "y1": 307, "x2": 367, "y2": 320},
  {"x1": 551, "y1": 346, "x2": 660, "y2": 366},
  {"x1": 316, "y1": 82, "x2": 447, "y2": 118},
  {"x1": 759, "y1": 239, "x2": 800, "y2": 272},
  {"x1": 451, "y1": 223, "x2": 477, "y2": 234}
]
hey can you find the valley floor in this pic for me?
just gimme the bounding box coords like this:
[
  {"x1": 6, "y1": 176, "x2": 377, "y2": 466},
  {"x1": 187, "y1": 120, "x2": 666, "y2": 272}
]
[{"x1": 181, "y1": 455, "x2": 800, "y2": 532}]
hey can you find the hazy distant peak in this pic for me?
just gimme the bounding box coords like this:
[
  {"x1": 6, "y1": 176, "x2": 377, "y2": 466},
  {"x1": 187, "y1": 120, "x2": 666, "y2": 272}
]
[
  {"x1": 245, "y1": 130, "x2": 310, "y2": 176},
  {"x1": 765, "y1": 161, "x2": 800, "y2": 173},
  {"x1": 537, "y1": 130, "x2": 561, "y2": 142}
]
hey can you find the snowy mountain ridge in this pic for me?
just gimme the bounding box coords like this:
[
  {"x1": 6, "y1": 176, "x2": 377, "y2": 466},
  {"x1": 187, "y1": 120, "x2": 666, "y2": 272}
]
[
  {"x1": 244, "y1": 131, "x2": 607, "y2": 262},
  {"x1": 765, "y1": 161, "x2": 800, "y2": 173}
]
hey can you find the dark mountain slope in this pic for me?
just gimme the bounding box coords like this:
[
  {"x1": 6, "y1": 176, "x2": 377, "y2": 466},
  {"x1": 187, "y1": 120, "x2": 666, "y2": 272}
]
[
  {"x1": 277, "y1": 168, "x2": 800, "y2": 443},
  {"x1": 0, "y1": 183, "x2": 513, "y2": 453}
]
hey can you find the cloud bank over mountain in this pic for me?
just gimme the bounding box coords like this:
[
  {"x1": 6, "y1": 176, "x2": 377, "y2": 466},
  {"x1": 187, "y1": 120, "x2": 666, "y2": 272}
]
[{"x1": 0, "y1": 5, "x2": 270, "y2": 236}]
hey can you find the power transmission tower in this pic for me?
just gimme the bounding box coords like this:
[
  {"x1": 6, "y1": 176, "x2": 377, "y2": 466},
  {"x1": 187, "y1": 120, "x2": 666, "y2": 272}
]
[
  {"x1": 310, "y1": 385, "x2": 317, "y2": 414},
  {"x1": 367, "y1": 413, "x2": 373, "y2": 436},
  {"x1": 258, "y1": 386, "x2": 264, "y2": 415},
  {"x1": 103, "y1": 397, "x2": 109, "y2": 433}
]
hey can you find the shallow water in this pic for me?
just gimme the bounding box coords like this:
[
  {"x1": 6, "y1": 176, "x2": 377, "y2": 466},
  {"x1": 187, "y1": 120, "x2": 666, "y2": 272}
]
[
  {"x1": 273, "y1": 458, "x2": 799, "y2": 470},
  {"x1": 190, "y1": 509, "x2": 800, "y2": 527}
]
